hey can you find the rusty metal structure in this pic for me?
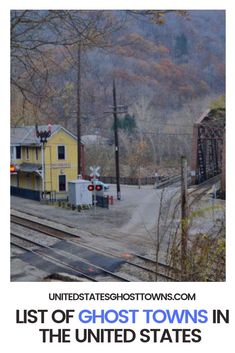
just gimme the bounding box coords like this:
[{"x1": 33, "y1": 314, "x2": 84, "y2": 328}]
[{"x1": 191, "y1": 108, "x2": 225, "y2": 197}]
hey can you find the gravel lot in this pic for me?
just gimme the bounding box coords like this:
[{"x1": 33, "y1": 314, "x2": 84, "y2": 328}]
[{"x1": 11, "y1": 184, "x2": 167, "y2": 237}]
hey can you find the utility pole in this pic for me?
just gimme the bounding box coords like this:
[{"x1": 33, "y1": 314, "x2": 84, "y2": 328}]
[
  {"x1": 112, "y1": 79, "x2": 121, "y2": 200},
  {"x1": 181, "y1": 155, "x2": 188, "y2": 281},
  {"x1": 104, "y1": 80, "x2": 127, "y2": 200},
  {"x1": 77, "y1": 40, "x2": 82, "y2": 178}
]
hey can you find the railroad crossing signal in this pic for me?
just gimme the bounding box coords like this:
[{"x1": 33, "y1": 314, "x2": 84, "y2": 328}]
[
  {"x1": 87, "y1": 183, "x2": 103, "y2": 191},
  {"x1": 95, "y1": 184, "x2": 102, "y2": 191},
  {"x1": 88, "y1": 184, "x2": 94, "y2": 192},
  {"x1": 89, "y1": 166, "x2": 100, "y2": 178}
]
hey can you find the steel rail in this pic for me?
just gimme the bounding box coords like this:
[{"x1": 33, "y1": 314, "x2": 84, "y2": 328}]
[
  {"x1": 11, "y1": 232, "x2": 130, "y2": 282},
  {"x1": 11, "y1": 214, "x2": 79, "y2": 240},
  {"x1": 72, "y1": 241, "x2": 178, "y2": 281}
]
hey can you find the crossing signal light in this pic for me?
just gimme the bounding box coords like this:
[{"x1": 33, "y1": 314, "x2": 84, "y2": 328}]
[
  {"x1": 87, "y1": 184, "x2": 94, "y2": 191},
  {"x1": 95, "y1": 184, "x2": 102, "y2": 191},
  {"x1": 87, "y1": 184, "x2": 103, "y2": 191}
]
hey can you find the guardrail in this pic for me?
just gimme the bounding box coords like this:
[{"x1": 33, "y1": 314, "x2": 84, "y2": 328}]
[{"x1": 85, "y1": 175, "x2": 168, "y2": 186}]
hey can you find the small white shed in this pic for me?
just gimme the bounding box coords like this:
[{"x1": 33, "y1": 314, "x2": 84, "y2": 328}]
[{"x1": 68, "y1": 179, "x2": 92, "y2": 206}]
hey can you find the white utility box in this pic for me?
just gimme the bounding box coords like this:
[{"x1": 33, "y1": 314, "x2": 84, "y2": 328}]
[{"x1": 68, "y1": 179, "x2": 92, "y2": 206}]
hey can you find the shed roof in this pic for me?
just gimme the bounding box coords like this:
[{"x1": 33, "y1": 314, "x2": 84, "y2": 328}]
[{"x1": 19, "y1": 163, "x2": 42, "y2": 173}]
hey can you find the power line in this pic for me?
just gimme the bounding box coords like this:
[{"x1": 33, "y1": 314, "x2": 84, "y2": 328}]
[
  {"x1": 140, "y1": 131, "x2": 192, "y2": 136},
  {"x1": 82, "y1": 114, "x2": 195, "y2": 128},
  {"x1": 90, "y1": 126, "x2": 192, "y2": 136},
  {"x1": 137, "y1": 120, "x2": 194, "y2": 128}
]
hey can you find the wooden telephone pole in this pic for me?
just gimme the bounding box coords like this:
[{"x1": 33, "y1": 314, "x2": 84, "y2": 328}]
[
  {"x1": 104, "y1": 80, "x2": 127, "y2": 200},
  {"x1": 181, "y1": 156, "x2": 188, "y2": 280},
  {"x1": 112, "y1": 79, "x2": 121, "y2": 200},
  {"x1": 111, "y1": 79, "x2": 128, "y2": 200},
  {"x1": 77, "y1": 41, "x2": 82, "y2": 177}
]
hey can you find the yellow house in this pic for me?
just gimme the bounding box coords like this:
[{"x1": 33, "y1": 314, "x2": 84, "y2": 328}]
[{"x1": 11, "y1": 125, "x2": 84, "y2": 200}]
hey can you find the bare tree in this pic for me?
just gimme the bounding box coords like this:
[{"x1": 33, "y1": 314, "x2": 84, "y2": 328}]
[{"x1": 11, "y1": 10, "x2": 126, "y2": 123}]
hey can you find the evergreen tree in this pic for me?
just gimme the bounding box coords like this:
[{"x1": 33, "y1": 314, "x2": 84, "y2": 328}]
[{"x1": 174, "y1": 33, "x2": 188, "y2": 59}]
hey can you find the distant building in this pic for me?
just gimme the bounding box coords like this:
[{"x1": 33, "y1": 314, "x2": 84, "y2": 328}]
[
  {"x1": 81, "y1": 134, "x2": 109, "y2": 145},
  {"x1": 10, "y1": 125, "x2": 85, "y2": 200}
]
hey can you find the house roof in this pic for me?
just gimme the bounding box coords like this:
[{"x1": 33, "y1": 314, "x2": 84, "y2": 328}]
[{"x1": 11, "y1": 125, "x2": 82, "y2": 146}]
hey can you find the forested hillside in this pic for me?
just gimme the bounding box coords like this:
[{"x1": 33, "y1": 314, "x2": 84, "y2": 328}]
[{"x1": 11, "y1": 10, "x2": 225, "y2": 176}]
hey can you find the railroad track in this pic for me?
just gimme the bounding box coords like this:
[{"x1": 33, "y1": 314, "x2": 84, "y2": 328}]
[
  {"x1": 130, "y1": 253, "x2": 180, "y2": 281},
  {"x1": 188, "y1": 174, "x2": 220, "y2": 195},
  {"x1": 11, "y1": 214, "x2": 79, "y2": 241},
  {"x1": 11, "y1": 234, "x2": 97, "y2": 282},
  {"x1": 11, "y1": 232, "x2": 130, "y2": 282},
  {"x1": 65, "y1": 240, "x2": 179, "y2": 281},
  {"x1": 11, "y1": 213, "x2": 177, "y2": 282},
  {"x1": 187, "y1": 174, "x2": 221, "y2": 207}
]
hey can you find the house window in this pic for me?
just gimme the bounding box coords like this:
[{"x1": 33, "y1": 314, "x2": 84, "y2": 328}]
[
  {"x1": 57, "y1": 145, "x2": 65, "y2": 160},
  {"x1": 35, "y1": 147, "x2": 39, "y2": 161},
  {"x1": 26, "y1": 147, "x2": 29, "y2": 160},
  {"x1": 16, "y1": 146, "x2": 21, "y2": 159},
  {"x1": 58, "y1": 175, "x2": 66, "y2": 191}
]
